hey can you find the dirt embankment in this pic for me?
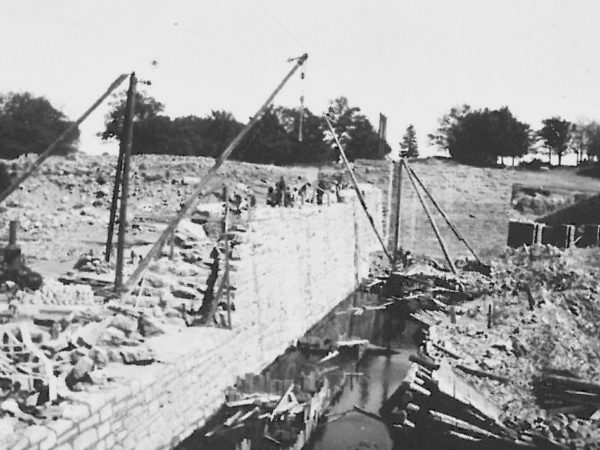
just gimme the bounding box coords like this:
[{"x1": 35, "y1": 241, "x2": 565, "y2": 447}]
[{"x1": 0, "y1": 153, "x2": 319, "y2": 276}]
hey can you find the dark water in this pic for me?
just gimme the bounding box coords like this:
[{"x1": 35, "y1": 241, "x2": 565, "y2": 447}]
[
  {"x1": 306, "y1": 353, "x2": 411, "y2": 450},
  {"x1": 304, "y1": 293, "x2": 418, "y2": 450},
  {"x1": 179, "y1": 290, "x2": 418, "y2": 449}
]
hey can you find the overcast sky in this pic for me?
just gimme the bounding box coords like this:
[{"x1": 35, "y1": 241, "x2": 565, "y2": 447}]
[{"x1": 2, "y1": 0, "x2": 600, "y2": 158}]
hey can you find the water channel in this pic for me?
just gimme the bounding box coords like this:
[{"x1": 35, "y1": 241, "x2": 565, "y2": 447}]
[{"x1": 179, "y1": 290, "x2": 419, "y2": 450}]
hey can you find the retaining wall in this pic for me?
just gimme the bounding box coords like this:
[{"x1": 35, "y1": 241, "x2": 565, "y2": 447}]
[{"x1": 8, "y1": 185, "x2": 382, "y2": 450}]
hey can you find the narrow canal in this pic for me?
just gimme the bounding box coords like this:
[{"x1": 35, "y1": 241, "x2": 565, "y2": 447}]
[{"x1": 178, "y1": 290, "x2": 419, "y2": 450}]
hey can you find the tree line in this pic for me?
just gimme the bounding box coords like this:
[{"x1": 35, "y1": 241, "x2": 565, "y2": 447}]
[
  {"x1": 0, "y1": 92, "x2": 79, "y2": 159},
  {"x1": 100, "y1": 92, "x2": 391, "y2": 164},
  {"x1": 2, "y1": 90, "x2": 600, "y2": 171},
  {"x1": 428, "y1": 104, "x2": 600, "y2": 167},
  {"x1": 0, "y1": 90, "x2": 390, "y2": 164}
]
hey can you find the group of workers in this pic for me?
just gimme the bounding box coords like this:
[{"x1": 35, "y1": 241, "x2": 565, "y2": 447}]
[{"x1": 266, "y1": 177, "x2": 348, "y2": 208}]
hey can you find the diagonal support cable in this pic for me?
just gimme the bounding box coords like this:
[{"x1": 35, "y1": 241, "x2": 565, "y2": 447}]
[
  {"x1": 403, "y1": 161, "x2": 482, "y2": 264},
  {"x1": 402, "y1": 159, "x2": 457, "y2": 275},
  {"x1": 324, "y1": 115, "x2": 393, "y2": 265}
]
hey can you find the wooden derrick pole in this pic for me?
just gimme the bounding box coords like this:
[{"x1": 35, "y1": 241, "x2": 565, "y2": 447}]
[
  {"x1": 119, "y1": 54, "x2": 308, "y2": 297},
  {"x1": 324, "y1": 115, "x2": 393, "y2": 265},
  {"x1": 114, "y1": 73, "x2": 137, "y2": 292}
]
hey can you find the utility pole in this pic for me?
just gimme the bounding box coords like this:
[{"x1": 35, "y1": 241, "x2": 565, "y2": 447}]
[
  {"x1": 105, "y1": 140, "x2": 125, "y2": 262},
  {"x1": 114, "y1": 73, "x2": 137, "y2": 292},
  {"x1": 392, "y1": 160, "x2": 403, "y2": 267},
  {"x1": 223, "y1": 186, "x2": 232, "y2": 329},
  {"x1": 378, "y1": 113, "x2": 387, "y2": 158}
]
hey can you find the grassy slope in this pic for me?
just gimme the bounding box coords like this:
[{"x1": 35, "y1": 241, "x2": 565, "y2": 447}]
[{"x1": 356, "y1": 158, "x2": 600, "y2": 261}]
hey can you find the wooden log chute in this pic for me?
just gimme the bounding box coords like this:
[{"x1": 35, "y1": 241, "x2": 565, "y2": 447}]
[
  {"x1": 380, "y1": 352, "x2": 568, "y2": 449},
  {"x1": 533, "y1": 371, "x2": 600, "y2": 417}
]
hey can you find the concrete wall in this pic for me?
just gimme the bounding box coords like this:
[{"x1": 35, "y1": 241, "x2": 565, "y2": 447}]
[{"x1": 9, "y1": 185, "x2": 382, "y2": 450}]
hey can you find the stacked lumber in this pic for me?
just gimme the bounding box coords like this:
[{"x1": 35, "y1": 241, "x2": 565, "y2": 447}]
[
  {"x1": 380, "y1": 353, "x2": 568, "y2": 449},
  {"x1": 534, "y1": 371, "x2": 600, "y2": 417}
]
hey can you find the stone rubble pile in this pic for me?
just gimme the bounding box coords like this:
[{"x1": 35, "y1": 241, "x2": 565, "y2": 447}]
[
  {"x1": 0, "y1": 284, "x2": 160, "y2": 443},
  {"x1": 418, "y1": 245, "x2": 600, "y2": 448}
]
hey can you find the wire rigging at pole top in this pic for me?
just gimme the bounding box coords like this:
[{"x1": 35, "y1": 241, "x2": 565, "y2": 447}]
[{"x1": 286, "y1": 54, "x2": 308, "y2": 142}]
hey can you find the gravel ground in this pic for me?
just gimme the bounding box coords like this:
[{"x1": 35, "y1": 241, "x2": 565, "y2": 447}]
[{"x1": 426, "y1": 245, "x2": 600, "y2": 448}]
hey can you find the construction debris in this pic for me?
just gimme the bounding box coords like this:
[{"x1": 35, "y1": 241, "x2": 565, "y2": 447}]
[
  {"x1": 395, "y1": 245, "x2": 600, "y2": 448},
  {"x1": 203, "y1": 368, "x2": 332, "y2": 449}
]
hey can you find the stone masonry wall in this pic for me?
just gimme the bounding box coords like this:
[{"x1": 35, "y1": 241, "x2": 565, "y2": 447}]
[{"x1": 9, "y1": 185, "x2": 381, "y2": 450}]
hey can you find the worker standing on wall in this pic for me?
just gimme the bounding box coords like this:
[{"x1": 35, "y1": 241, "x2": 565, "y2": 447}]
[
  {"x1": 0, "y1": 163, "x2": 11, "y2": 193},
  {"x1": 275, "y1": 176, "x2": 286, "y2": 206},
  {"x1": 316, "y1": 180, "x2": 326, "y2": 205}
]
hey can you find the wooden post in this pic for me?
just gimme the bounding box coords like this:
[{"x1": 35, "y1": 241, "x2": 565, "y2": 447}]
[
  {"x1": 402, "y1": 159, "x2": 457, "y2": 275},
  {"x1": 378, "y1": 114, "x2": 384, "y2": 158},
  {"x1": 223, "y1": 186, "x2": 232, "y2": 329},
  {"x1": 392, "y1": 161, "x2": 403, "y2": 267},
  {"x1": 0, "y1": 74, "x2": 128, "y2": 206},
  {"x1": 324, "y1": 115, "x2": 394, "y2": 265},
  {"x1": 114, "y1": 73, "x2": 137, "y2": 292},
  {"x1": 378, "y1": 114, "x2": 387, "y2": 158},
  {"x1": 384, "y1": 162, "x2": 394, "y2": 245},
  {"x1": 169, "y1": 230, "x2": 175, "y2": 260},
  {"x1": 120, "y1": 54, "x2": 308, "y2": 298},
  {"x1": 8, "y1": 221, "x2": 17, "y2": 246},
  {"x1": 105, "y1": 143, "x2": 125, "y2": 262}
]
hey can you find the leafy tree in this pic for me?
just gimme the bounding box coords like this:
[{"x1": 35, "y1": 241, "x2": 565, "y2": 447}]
[
  {"x1": 491, "y1": 108, "x2": 532, "y2": 165},
  {"x1": 232, "y1": 107, "x2": 294, "y2": 164},
  {"x1": 100, "y1": 90, "x2": 165, "y2": 143},
  {"x1": 101, "y1": 91, "x2": 386, "y2": 164},
  {"x1": 101, "y1": 91, "x2": 244, "y2": 157},
  {"x1": 400, "y1": 124, "x2": 419, "y2": 158},
  {"x1": 583, "y1": 122, "x2": 600, "y2": 161},
  {"x1": 275, "y1": 106, "x2": 333, "y2": 164},
  {"x1": 569, "y1": 121, "x2": 600, "y2": 164},
  {"x1": 199, "y1": 110, "x2": 244, "y2": 158},
  {"x1": 0, "y1": 92, "x2": 79, "y2": 159},
  {"x1": 100, "y1": 90, "x2": 174, "y2": 155},
  {"x1": 538, "y1": 117, "x2": 571, "y2": 166},
  {"x1": 436, "y1": 106, "x2": 530, "y2": 166},
  {"x1": 428, "y1": 104, "x2": 471, "y2": 152},
  {"x1": 570, "y1": 122, "x2": 587, "y2": 164},
  {"x1": 324, "y1": 97, "x2": 390, "y2": 161}
]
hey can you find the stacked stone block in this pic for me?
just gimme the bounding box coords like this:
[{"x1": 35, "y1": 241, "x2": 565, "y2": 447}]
[{"x1": 9, "y1": 185, "x2": 382, "y2": 450}]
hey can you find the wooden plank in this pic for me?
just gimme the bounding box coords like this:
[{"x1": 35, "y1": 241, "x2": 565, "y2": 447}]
[
  {"x1": 434, "y1": 362, "x2": 502, "y2": 422},
  {"x1": 456, "y1": 364, "x2": 510, "y2": 383}
]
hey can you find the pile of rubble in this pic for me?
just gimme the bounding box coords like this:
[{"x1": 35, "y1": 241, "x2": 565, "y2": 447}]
[
  {"x1": 0, "y1": 280, "x2": 163, "y2": 442},
  {"x1": 0, "y1": 206, "x2": 243, "y2": 444},
  {"x1": 1, "y1": 153, "x2": 314, "y2": 270},
  {"x1": 416, "y1": 245, "x2": 600, "y2": 448}
]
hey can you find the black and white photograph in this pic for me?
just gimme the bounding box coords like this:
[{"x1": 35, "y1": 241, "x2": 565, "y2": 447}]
[{"x1": 1, "y1": 1, "x2": 600, "y2": 449}]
